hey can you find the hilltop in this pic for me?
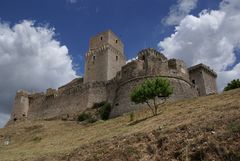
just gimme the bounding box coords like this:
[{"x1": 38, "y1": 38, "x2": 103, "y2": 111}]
[{"x1": 0, "y1": 88, "x2": 240, "y2": 161}]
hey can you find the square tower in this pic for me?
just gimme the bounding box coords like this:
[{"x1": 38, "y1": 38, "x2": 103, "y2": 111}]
[
  {"x1": 188, "y1": 64, "x2": 217, "y2": 96},
  {"x1": 84, "y1": 30, "x2": 126, "y2": 83}
]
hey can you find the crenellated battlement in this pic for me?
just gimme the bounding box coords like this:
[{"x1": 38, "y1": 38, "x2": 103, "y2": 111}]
[
  {"x1": 9, "y1": 30, "x2": 218, "y2": 123},
  {"x1": 138, "y1": 48, "x2": 167, "y2": 61}
]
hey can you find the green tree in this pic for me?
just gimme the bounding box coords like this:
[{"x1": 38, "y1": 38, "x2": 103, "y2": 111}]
[
  {"x1": 130, "y1": 78, "x2": 173, "y2": 116},
  {"x1": 224, "y1": 79, "x2": 240, "y2": 91}
]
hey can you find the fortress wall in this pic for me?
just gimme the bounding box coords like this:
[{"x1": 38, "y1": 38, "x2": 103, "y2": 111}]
[
  {"x1": 145, "y1": 60, "x2": 169, "y2": 76},
  {"x1": 106, "y1": 80, "x2": 118, "y2": 105},
  {"x1": 28, "y1": 93, "x2": 45, "y2": 119},
  {"x1": 110, "y1": 76, "x2": 198, "y2": 118},
  {"x1": 168, "y1": 59, "x2": 190, "y2": 81},
  {"x1": 120, "y1": 60, "x2": 145, "y2": 82},
  {"x1": 27, "y1": 82, "x2": 107, "y2": 120},
  {"x1": 189, "y1": 70, "x2": 205, "y2": 96},
  {"x1": 87, "y1": 82, "x2": 107, "y2": 108},
  {"x1": 202, "y1": 70, "x2": 218, "y2": 95}
]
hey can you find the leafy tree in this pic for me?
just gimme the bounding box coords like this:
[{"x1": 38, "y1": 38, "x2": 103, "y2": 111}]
[
  {"x1": 130, "y1": 77, "x2": 173, "y2": 116},
  {"x1": 224, "y1": 79, "x2": 240, "y2": 91}
]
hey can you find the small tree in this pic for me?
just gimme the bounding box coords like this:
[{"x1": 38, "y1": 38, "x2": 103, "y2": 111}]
[
  {"x1": 224, "y1": 79, "x2": 240, "y2": 91},
  {"x1": 131, "y1": 77, "x2": 173, "y2": 116}
]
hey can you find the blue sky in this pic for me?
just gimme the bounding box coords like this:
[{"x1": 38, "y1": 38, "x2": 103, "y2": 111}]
[
  {"x1": 0, "y1": 0, "x2": 219, "y2": 75},
  {"x1": 0, "y1": 0, "x2": 239, "y2": 127}
]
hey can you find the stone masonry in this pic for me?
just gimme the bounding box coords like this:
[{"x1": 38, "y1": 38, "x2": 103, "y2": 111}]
[{"x1": 9, "y1": 30, "x2": 218, "y2": 121}]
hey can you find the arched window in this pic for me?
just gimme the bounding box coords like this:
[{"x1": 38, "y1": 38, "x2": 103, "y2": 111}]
[
  {"x1": 115, "y1": 39, "x2": 118, "y2": 43},
  {"x1": 100, "y1": 36, "x2": 103, "y2": 40},
  {"x1": 116, "y1": 55, "x2": 118, "y2": 61}
]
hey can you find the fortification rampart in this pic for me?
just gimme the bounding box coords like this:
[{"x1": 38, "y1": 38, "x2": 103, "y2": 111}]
[
  {"x1": 9, "y1": 30, "x2": 217, "y2": 123},
  {"x1": 110, "y1": 76, "x2": 198, "y2": 117}
]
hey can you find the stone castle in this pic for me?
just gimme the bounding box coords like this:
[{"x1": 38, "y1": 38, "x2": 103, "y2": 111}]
[{"x1": 10, "y1": 30, "x2": 218, "y2": 121}]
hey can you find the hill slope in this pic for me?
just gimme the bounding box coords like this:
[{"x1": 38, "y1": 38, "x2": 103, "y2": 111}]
[{"x1": 0, "y1": 89, "x2": 240, "y2": 161}]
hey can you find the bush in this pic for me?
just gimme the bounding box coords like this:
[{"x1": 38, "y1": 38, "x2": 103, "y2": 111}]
[
  {"x1": 77, "y1": 112, "x2": 97, "y2": 123},
  {"x1": 77, "y1": 112, "x2": 91, "y2": 122},
  {"x1": 224, "y1": 79, "x2": 240, "y2": 91},
  {"x1": 99, "y1": 102, "x2": 111, "y2": 120}
]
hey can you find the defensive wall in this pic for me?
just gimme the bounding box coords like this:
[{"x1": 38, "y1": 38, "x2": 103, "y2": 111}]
[{"x1": 9, "y1": 30, "x2": 217, "y2": 122}]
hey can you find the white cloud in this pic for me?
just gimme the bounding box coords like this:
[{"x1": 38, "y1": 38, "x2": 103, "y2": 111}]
[
  {"x1": 163, "y1": 0, "x2": 198, "y2": 25},
  {"x1": 0, "y1": 20, "x2": 77, "y2": 127},
  {"x1": 126, "y1": 56, "x2": 138, "y2": 64},
  {"x1": 0, "y1": 113, "x2": 10, "y2": 128},
  {"x1": 159, "y1": 0, "x2": 240, "y2": 91}
]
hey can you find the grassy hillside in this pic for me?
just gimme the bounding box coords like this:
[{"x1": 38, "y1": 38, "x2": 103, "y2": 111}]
[{"x1": 0, "y1": 89, "x2": 240, "y2": 161}]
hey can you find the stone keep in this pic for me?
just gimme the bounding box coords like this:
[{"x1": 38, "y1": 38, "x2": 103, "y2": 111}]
[
  {"x1": 84, "y1": 30, "x2": 126, "y2": 83},
  {"x1": 188, "y1": 64, "x2": 218, "y2": 96},
  {"x1": 9, "y1": 30, "x2": 218, "y2": 122}
]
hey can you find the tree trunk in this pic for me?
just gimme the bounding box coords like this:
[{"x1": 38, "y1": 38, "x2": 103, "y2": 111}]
[
  {"x1": 153, "y1": 98, "x2": 157, "y2": 115},
  {"x1": 146, "y1": 101, "x2": 155, "y2": 116}
]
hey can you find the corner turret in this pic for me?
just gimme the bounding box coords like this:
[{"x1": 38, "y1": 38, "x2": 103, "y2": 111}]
[
  {"x1": 11, "y1": 90, "x2": 30, "y2": 121},
  {"x1": 188, "y1": 63, "x2": 217, "y2": 96}
]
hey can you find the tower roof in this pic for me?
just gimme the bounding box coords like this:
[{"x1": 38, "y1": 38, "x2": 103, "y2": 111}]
[{"x1": 188, "y1": 63, "x2": 217, "y2": 77}]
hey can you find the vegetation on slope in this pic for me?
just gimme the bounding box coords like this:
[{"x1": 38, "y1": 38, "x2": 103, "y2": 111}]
[
  {"x1": 0, "y1": 89, "x2": 240, "y2": 161},
  {"x1": 224, "y1": 79, "x2": 240, "y2": 91}
]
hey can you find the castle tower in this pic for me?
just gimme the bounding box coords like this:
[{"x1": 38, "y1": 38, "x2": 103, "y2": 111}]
[
  {"x1": 188, "y1": 64, "x2": 217, "y2": 96},
  {"x1": 11, "y1": 90, "x2": 30, "y2": 121},
  {"x1": 84, "y1": 30, "x2": 126, "y2": 83}
]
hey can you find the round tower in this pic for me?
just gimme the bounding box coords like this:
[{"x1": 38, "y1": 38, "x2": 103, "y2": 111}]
[{"x1": 84, "y1": 30, "x2": 126, "y2": 83}]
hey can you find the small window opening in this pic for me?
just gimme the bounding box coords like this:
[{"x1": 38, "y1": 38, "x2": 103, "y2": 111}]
[
  {"x1": 115, "y1": 103, "x2": 119, "y2": 106},
  {"x1": 93, "y1": 55, "x2": 96, "y2": 61},
  {"x1": 116, "y1": 55, "x2": 118, "y2": 61},
  {"x1": 115, "y1": 39, "x2": 118, "y2": 43},
  {"x1": 192, "y1": 80, "x2": 195, "y2": 84},
  {"x1": 22, "y1": 113, "x2": 26, "y2": 117},
  {"x1": 100, "y1": 36, "x2": 103, "y2": 40},
  {"x1": 14, "y1": 118, "x2": 17, "y2": 122}
]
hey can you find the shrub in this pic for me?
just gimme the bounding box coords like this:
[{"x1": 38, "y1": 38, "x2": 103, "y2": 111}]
[
  {"x1": 77, "y1": 112, "x2": 97, "y2": 123},
  {"x1": 224, "y1": 79, "x2": 240, "y2": 91},
  {"x1": 99, "y1": 102, "x2": 111, "y2": 120},
  {"x1": 77, "y1": 112, "x2": 91, "y2": 122}
]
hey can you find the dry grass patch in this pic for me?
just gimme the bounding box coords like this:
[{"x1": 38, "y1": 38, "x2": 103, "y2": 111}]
[{"x1": 0, "y1": 88, "x2": 240, "y2": 161}]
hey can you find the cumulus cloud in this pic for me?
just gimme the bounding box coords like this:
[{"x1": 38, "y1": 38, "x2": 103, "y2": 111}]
[
  {"x1": 159, "y1": 0, "x2": 240, "y2": 91},
  {"x1": 0, "y1": 113, "x2": 10, "y2": 128},
  {"x1": 0, "y1": 20, "x2": 77, "y2": 127},
  {"x1": 126, "y1": 56, "x2": 138, "y2": 64},
  {"x1": 163, "y1": 0, "x2": 198, "y2": 25}
]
